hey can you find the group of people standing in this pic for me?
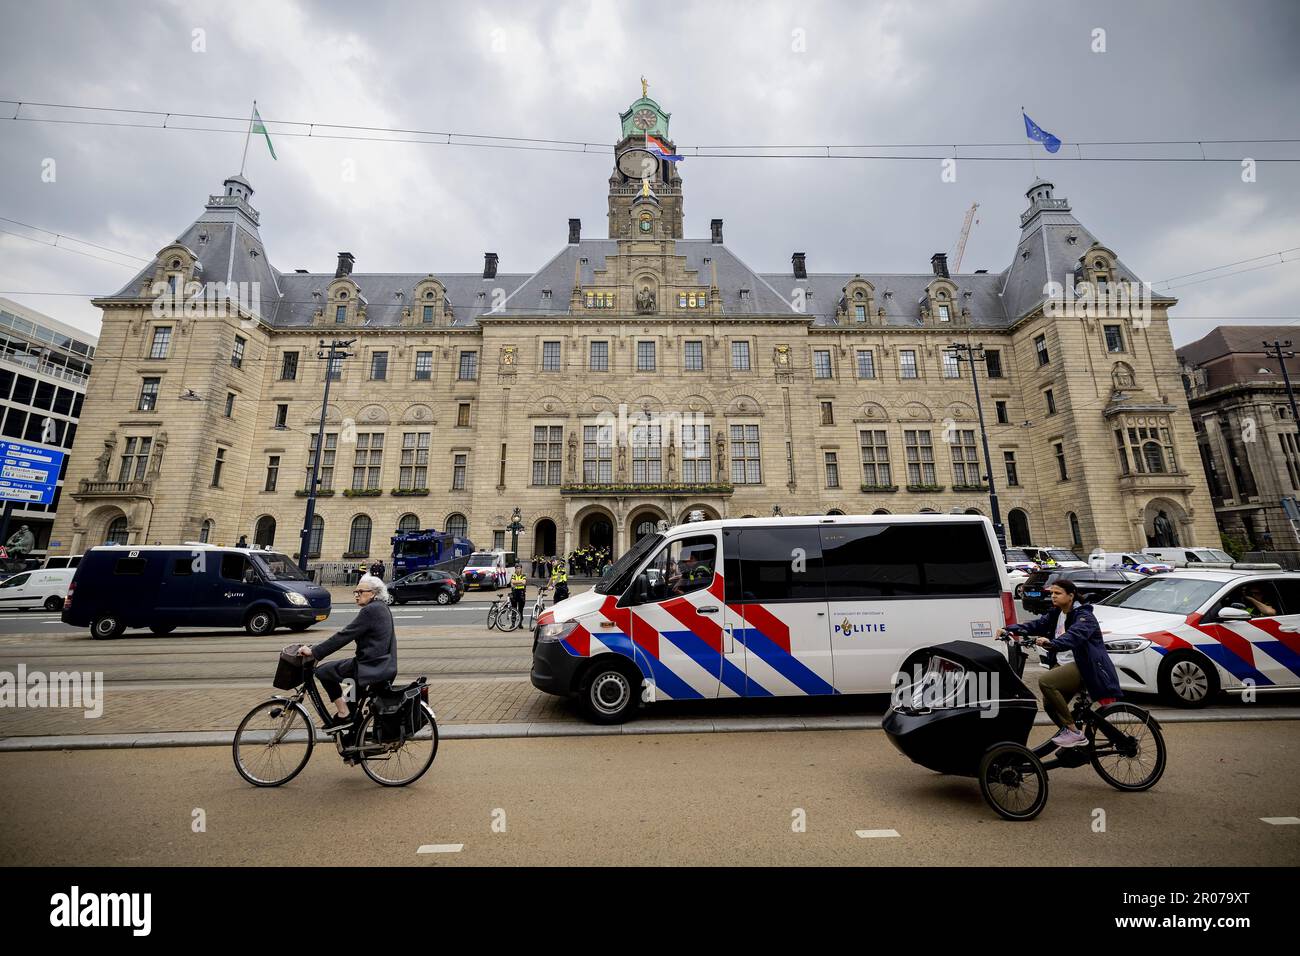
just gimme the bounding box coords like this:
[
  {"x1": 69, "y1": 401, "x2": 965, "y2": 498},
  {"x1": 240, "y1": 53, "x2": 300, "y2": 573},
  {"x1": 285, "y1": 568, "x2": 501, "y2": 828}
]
[{"x1": 529, "y1": 547, "x2": 611, "y2": 579}]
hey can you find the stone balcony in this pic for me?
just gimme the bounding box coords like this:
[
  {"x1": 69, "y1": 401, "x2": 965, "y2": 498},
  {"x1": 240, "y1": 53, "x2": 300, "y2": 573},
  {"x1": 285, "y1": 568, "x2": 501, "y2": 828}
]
[
  {"x1": 74, "y1": 478, "x2": 155, "y2": 498},
  {"x1": 1117, "y1": 471, "x2": 1194, "y2": 494},
  {"x1": 560, "y1": 482, "x2": 734, "y2": 497}
]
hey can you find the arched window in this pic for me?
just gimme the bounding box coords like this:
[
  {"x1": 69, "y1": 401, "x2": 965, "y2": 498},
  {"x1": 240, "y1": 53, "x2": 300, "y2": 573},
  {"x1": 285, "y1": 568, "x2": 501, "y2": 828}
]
[
  {"x1": 1068, "y1": 512, "x2": 1082, "y2": 548},
  {"x1": 308, "y1": 515, "x2": 324, "y2": 558},
  {"x1": 446, "y1": 513, "x2": 468, "y2": 539},
  {"x1": 634, "y1": 519, "x2": 657, "y2": 542},
  {"x1": 199, "y1": 519, "x2": 212, "y2": 544},
  {"x1": 872, "y1": 509, "x2": 891, "y2": 515},
  {"x1": 254, "y1": 515, "x2": 276, "y2": 548},
  {"x1": 1008, "y1": 509, "x2": 1031, "y2": 547},
  {"x1": 827, "y1": 509, "x2": 845, "y2": 516},
  {"x1": 398, "y1": 513, "x2": 420, "y2": 533},
  {"x1": 106, "y1": 516, "x2": 129, "y2": 545},
  {"x1": 1142, "y1": 442, "x2": 1166, "y2": 474},
  {"x1": 349, "y1": 515, "x2": 372, "y2": 555}
]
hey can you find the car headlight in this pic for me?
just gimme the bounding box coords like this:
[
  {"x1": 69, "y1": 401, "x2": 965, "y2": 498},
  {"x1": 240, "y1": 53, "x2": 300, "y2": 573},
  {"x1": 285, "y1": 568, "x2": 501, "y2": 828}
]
[
  {"x1": 537, "y1": 621, "x2": 578, "y2": 643},
  {"x1": 285, "y1": 591, "x2": 309, "y2": 607},
  {"x1": 1105, "y1": 638, "x2": 1152, "y2": 654}
]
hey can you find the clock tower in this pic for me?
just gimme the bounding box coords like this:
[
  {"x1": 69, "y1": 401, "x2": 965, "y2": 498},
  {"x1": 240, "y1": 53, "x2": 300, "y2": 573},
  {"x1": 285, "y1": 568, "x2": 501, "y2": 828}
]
[{"x1": 609, "y1": 82, "x2": 684, "y2": 239}]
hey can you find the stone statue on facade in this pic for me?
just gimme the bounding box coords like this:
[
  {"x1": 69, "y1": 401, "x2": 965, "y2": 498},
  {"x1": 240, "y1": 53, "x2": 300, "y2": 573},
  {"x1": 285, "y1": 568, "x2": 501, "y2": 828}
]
[
  {"x1": 1152, "y1": 509, "x2": 1179, "y2": 547},
  {"x1": 635, "y1": 285, "x2": 656, "y2": 314},
  {"x1": 95, "y1": 431, "x2": 116, "y2": 480},
  {"x1": 567, "y1": 431, "x2": 577, "y2": 480},
  {"x1": 148, "y1": 431, "x2": 168, "y2": 478},
  {"x1": 715, "y1": 434, "x2": 726, "y2": 478}
]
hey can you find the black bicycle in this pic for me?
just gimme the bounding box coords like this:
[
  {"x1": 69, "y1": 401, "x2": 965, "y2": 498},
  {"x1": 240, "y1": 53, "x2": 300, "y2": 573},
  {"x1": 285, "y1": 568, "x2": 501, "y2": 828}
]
[{"x1": 233, "y1": 648, "x2": 439, "y2": 788}]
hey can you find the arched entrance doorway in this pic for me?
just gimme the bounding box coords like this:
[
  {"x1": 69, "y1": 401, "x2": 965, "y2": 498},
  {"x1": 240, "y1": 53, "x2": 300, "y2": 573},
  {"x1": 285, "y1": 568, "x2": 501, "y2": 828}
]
[
  {"x1": 1008, "y1": 509, "x2": 1031, "y2": 547},
  {"x1": 254, "y1": 515, "x2": 276, "y2": 548},
  {"x1": 578, "y1": 510, "x2": 615, "y2": 557},
  {"x1": 628, "y1": 506, "x2": 667, "y2": 546},
  {"x1": 533, "y1": 518, "x2": 557, "y2": 558}
]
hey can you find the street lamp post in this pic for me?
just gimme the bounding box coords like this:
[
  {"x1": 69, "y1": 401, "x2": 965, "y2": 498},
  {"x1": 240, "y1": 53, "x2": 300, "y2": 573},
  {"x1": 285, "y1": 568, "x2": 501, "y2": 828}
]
[
  {"x1": 298, "y1": 338, "x2": 355, "y2": 574},
  {"x1": 507, "y1": 507, "x2": 524, "y2": 558},
  {"x1": 948, "y1": 341, "x2": 1006, "y2": 552}
]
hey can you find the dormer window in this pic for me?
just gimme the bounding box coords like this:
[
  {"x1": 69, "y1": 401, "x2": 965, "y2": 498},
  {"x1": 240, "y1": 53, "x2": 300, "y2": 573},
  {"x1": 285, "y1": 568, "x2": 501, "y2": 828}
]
[{"x1": 937, "y1": 304, "x2": 951, "y2": 322}]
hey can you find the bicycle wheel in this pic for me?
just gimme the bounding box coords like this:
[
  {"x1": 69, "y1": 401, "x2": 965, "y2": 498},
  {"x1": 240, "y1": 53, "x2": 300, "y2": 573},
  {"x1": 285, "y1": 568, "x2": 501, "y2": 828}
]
[
  {"x1": 357, "y1": 703, "x2": 439, "y2": 787},
  {"x1": 486, "y1": 603, "x2": 500, "y2": 629},
  {"x1": 503, "y1": 605, "x2": 522, "y2": 631},
  {"x1": 1088, "y1": 702, "x2": 1166, "y2": 792},
  {"x1": 978, "y1": 742, "x2": 1048, "y2": 821},
  {"x1": 233, "y1": 698, "x2": 315, "y2": 787}
]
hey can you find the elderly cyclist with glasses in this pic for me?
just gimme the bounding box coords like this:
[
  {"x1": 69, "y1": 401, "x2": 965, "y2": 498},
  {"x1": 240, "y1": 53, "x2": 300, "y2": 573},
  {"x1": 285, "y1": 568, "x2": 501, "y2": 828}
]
[{"x1": 296, "y1": 573, "x2": 397, "y2": 733}]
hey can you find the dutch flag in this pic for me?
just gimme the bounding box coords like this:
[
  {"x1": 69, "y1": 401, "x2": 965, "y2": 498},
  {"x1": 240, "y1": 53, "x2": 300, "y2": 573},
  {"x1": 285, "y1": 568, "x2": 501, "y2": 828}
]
[{"x1": 646, "y1": 134, "x2": 684, "y2": 162}]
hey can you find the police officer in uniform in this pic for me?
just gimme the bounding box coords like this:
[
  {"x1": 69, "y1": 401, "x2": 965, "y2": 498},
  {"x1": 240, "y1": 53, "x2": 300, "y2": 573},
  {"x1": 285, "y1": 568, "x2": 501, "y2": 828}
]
[
  {"x1": 509, "y1": 563, "x2": 528, "y2": 619},
  {"x1": 550, "y1": 560, "x2": 569, "y2": 603}
]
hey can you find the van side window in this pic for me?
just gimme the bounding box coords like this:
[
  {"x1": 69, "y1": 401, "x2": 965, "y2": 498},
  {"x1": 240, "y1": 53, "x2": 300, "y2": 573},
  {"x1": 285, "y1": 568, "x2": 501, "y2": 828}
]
[
  {"x1": 821, "y1": 523, "x2": 999, "y2": 598},
  {"x1": 172, "y1": 558, "x2": 194, "y2": 576},
  {"x1": 221, "y1": 553, "x2": 249, "y2": 581},
  {"x1": 114, "y1": 558, "x2": 146, "y2": 575},
  {"x1": 0, "y1": 573, "x2": 29, "y2": 588},
  {"x1": 730, "y1": 526, "x2": 824, "y2": 602}
]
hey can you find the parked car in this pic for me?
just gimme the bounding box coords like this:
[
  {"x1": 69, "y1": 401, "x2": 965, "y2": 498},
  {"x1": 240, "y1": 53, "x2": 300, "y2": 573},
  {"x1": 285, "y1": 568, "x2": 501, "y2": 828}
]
[
  {"x1": 1141, "y1": 546, "x2": 1279, "y2": 570},
  {"x1": 1020, "y1": 567, "x2": 1145, "y2": 614},
  {"x1": 389, "y1": 569, "x2": 463, "y2": 605},
  {"x1": 0, "y1": 568, "x2": 75, "y2": 611},
  {"x1": 1097, "y1": 552, "x2": 1174, "y2": 575},
  {"x1": 1023, "y1": 547, "x2": 1088, "y2": 570},
  {"x1": 1093, "y1": 569, "x2": 1300, "y2": 707},
  {"x1": 62, "y1": 545, "x2": 331, "y2": 639}
]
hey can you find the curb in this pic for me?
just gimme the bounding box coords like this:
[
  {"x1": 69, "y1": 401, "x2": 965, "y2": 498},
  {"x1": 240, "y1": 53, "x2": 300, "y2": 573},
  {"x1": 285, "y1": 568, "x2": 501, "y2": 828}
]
[{"x1": 2, "y1": 708, "x2": 1298, "y2": 752}]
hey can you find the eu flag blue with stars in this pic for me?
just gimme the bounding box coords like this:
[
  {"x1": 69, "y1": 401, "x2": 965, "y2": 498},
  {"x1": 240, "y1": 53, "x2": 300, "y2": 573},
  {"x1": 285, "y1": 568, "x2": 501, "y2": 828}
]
[{"x1": 1022, "y1": 112, "x2": 1061, "y2": 153}]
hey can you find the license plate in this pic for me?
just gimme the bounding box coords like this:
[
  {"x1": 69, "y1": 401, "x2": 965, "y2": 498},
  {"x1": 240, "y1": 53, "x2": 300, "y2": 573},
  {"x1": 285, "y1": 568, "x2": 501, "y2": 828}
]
[
  {"x1": 315, "y1": 613, "x2": 327, "y2": 621},
  {"x1": 1025, "y1": 591, "x2": 1041, "y2": 598}
]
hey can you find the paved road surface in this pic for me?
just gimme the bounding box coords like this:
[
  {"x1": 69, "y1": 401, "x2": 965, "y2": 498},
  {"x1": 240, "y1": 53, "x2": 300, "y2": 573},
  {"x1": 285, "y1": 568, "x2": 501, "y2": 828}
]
[{"x1": 1, "y1": 722, "x2": 1296, "y2": 865}]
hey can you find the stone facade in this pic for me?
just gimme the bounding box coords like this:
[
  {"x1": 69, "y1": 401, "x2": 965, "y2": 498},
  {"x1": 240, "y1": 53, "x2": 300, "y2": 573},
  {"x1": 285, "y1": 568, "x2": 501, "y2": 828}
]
[{"x1": 54, "y1": 91, "x2": 1219, "y2": 563}]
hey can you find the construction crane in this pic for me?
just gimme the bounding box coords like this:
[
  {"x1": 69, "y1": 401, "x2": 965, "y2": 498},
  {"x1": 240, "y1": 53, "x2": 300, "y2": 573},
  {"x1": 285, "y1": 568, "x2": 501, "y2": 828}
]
[{"x1": 951, "y1": 202, "x2": 980, "y2": 274}]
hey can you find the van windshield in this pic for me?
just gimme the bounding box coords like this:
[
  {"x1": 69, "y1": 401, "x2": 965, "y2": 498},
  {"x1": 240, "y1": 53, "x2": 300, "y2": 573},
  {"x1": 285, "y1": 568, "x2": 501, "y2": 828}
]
[
  {"x1": 596, "y1": 533, "x2": 663, "y2": 595},
  {"x1": 252, "y1": 553, "x2": 309, "y2": 581},
  {"x1": 394, "y1": 540, "x2": 431, "y2": 557},
  {"x1": 1047, "y1": 550, "x2": 1082, "y2": 563},
  {"x1": 466, "y1": 552, "x2": 498, "y2": 566},
  {"x1": 1005, "y1": 550, "x2": 1032, "y2": 563}
]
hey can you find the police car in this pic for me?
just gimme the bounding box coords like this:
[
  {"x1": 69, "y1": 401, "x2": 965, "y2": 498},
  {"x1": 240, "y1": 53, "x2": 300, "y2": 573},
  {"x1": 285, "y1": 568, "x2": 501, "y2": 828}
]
[{"x1": 1091, "y1": 569, "x2": 1300, "y2": 707}]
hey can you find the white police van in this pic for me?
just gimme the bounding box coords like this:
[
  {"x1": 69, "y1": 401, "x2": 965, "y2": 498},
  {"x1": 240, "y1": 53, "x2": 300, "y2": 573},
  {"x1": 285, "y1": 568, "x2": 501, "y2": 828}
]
[{"x1": 531, "y1": 514, "x2": 1015, "y2": 722}]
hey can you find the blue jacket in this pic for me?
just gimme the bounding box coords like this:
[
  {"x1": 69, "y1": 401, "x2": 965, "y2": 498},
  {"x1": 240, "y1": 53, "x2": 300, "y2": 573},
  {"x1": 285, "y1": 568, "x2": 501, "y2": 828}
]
[{"x1": 1008, "y1": 602, "x2": 1122, "y2": 701}]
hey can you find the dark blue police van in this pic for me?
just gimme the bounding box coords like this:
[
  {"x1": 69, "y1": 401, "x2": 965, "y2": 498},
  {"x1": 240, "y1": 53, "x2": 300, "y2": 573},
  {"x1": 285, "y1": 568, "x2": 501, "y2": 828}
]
[{"x1": 63, "y1": 545, "x2": 332, "y2": 639}]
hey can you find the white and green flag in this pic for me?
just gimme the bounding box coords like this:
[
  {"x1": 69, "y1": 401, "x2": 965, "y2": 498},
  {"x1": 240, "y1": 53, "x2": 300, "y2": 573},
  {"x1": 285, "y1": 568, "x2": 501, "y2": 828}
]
[{"x1": 252, "y1": 106, "x2": 276, "y2": 160}]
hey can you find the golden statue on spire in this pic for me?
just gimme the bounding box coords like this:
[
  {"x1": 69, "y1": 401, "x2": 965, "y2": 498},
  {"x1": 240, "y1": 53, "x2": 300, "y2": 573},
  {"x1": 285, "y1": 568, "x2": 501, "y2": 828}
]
[{"x1": 641, "y1": 76, "x2": 648, "y2": 98}]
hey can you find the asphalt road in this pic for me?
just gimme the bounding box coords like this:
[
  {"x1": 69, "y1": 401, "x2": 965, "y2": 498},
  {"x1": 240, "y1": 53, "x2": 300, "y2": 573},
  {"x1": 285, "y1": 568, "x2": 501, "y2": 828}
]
[{"x1": 1, "y1": 722, "x2": 1296, "y2": 866}]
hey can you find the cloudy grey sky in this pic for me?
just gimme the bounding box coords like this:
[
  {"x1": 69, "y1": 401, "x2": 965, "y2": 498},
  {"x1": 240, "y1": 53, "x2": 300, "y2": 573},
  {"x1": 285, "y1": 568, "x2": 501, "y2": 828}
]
[{"x1": 1, "y1": 0, "x2": 1297, "y2": 346}]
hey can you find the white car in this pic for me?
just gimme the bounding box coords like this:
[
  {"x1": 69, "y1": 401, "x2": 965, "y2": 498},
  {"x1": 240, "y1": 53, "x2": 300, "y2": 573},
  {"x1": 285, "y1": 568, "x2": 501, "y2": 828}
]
[
  {"x1": 1097, "y1": 552, "x2": 1174, "y2": 575},
  {"x1": 1092, "y1": 569, "x2": 1300, "y2": 707},
  {"x1": 1025, "y1": 547, "x2": 1088, "y2": 570},
  {"x1": 0, "y1": 568, "x2": 75, "y2": 611}
]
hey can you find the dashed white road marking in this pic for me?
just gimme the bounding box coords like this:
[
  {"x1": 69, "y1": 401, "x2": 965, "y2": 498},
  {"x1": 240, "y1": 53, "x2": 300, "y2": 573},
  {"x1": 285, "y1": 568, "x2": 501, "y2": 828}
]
[
  {"x1": 417, "y1": 844, "x2": 464, "y2": 854},
  {"x1": 1260, "y1": 817, "x2": 1300, "y2": 825},
  {"x1": 855, "y1": 829, "x2": 900, "y2": 839}
]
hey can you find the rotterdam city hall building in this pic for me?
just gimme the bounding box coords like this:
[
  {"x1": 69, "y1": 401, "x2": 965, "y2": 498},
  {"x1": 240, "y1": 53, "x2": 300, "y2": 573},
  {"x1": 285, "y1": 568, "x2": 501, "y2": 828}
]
[{"x1": 53, "y1": 91, "x2": 1217, "y2": 565}]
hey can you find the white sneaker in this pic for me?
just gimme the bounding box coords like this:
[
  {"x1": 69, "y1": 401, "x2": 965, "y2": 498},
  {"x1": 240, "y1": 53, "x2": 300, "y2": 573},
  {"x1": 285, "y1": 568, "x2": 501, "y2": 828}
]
[{"x1": 1051, "y1": 727, "x2": 1087, "y2": 748}]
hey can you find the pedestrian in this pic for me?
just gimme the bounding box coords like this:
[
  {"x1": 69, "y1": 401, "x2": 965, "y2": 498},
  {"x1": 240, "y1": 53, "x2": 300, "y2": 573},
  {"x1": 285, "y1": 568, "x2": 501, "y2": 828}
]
[
  {"x1": 236, "y1": 534, "x2": 249, "y2": 548},
  {"x1": 509, "y1": 563, "x2": 527, "y2": 620},
  {"x1": 369, "y1": 559, "x2": 385, "y2": 580}
]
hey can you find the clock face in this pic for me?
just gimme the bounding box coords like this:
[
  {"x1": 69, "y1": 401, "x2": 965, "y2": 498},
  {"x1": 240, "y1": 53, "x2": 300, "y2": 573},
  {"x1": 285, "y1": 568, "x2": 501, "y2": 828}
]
[
  {"x1": 617, "y1": 148, "x2": 655, "y2": 180},
  {"x1": 633, "y1": 108, "x2": 657, "y2": 130}
]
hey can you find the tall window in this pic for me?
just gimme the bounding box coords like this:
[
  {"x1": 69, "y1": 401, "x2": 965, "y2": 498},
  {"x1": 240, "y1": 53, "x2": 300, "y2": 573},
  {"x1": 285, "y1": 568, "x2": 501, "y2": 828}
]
[
  {"x1": 265, "y1": 455, "x2": 280, "y2": 492},
  {"x1": 1115, "y1": 429, "x2": 1131, "y2": 476},
  {"x1": 589, "y1": 341, "x2": 609, "y2": 371},
  {"x1": 1142, "y1": 441, "x2": 1166, "y2": 473},
  {"x1": 631, "y1": 423, "x2": 662, "y2": 482},
  {"x1": 730, "y1": 425, "x2": 762, "y2": 484},
  {"x1": 1054, "y1": 442, "x2": 1069, "y2": 480},
  {"x1": 1004, "y1": 450, "x2": 1019, "y2": 487},
  {"x1": 824, "y1": 451, "x2": 840, "y2": 488},
  {"x1": 352, "y1": 433, "x2": 384, "y2": 489},
  {"x1": 137, "y1": 377, "x2": 160, "y2": 411},
  {"x1": 398, "y1": 514, "x2": 420, "y2": 533},
  {"x1": 458, "y1": 351, "x2": 478, "y2": 381},
  {"x1": 684, "y1": 340, "x2": 704, "y2": 371},
  {"x1": 446, "y1": 514, "x2": 468, "y2": 538},
  {"x1": 370, "y1": 351, "x2": 388, "y2": 380},
  {"x1": 942, "y1": 351, "x2": 960, "y2": 378},
  {"x1": 307, "y1": 432, "x2": 337, "y2": 490},
  {"x1": 275, "y1": 404, "x2": 288, "y2": 428},
  {"x1": 854, "y1": 304, "x2": 866, "y2": 322},
  {"x1": 307, "y1": 515, "x2": 324, "y2": 558},
  {"x1": 231, "y1": 335, "x2": 246, "y2": 369},
  {"x1": 859, "y1": 430, "x2": 891, "y2": 486},
  {"x1": 899, "y1": 350, "x2": 918, "y2": 379},
  {"x1": 456, "y1": 403, "x2": 470, "y2": 427},
  {"x1": 348, "y1": 515, "x2": 372, "y2": 555},
  {"x1": 950, "y1": 429, "x2": 980, "y2": 485},
  {"x1": 904, "y1": 430, "x2": 935, "y2": 485},
  {"x1": 856, "y1": 350, "x2": 876, "y2": 379},
  {"x1": 422, "y1": 305, "x2": 435, "y2": 324},
  {"x1": 937, "y1": 304, "x2": 951, "y2": 322},
  {"x1": 400, "y1": 431, "x2": 430, "y2": 489},
  {"x1": 1069, "y1": 512, "x2": 1082, "y2": 548},
  {"x1": 637, "y1": 341, "x2": 656, "y2": 371},
  {"x1": 326, "y1": 354, "x2": 343, "y2": 381},
  {"x1": 1104, "y1": 325, "x2": 1125, "y2": 353},
  {"x1": 106, "y1": 516, "x2": 130, "y2": 545},
  {"x1": 1034, "y1": 334, "x2": 1049, "y2": 366},
  {"x1": 452, "y1": 453, "x2": 467, "y2": 490},
  {"x1": 211, "y1": 447, "x2": 226, "y2": 487},
  {"x1": 682, "y1": 424, "x2": 711, "y2": 483},
  {"x1": 1045, "y1": 388, "x2": 1057, "y2": 416},
  {"x1": 995, "y1": 400, "x2": 1009, "y2": 425},
  {"x1": 415, "y1": 351, "x2": 433, "y2": 380},
  {"x1": 335, "y1": 305, "x2": 347, "y2": 324},
  {"x1": 820, "y1": 401, "x2": 834, "y2": 425},
  {"x1": 118, "y1": 436, "x2": 152, "y2": 482},
  {"x1": 280, "y1": 351, "x2": 299, "y2": 380},
  {"x1": 542, "y1": 341, "x2": 561, "y2": 371},
  {"x1": 731, "y1": 341, "x2": 751, "y2": 370},
  {"x1": 222, "y1": 392, "x2": 234, "y2": 418},
  {"x1": 150, "y1": 327, "x2": 171, "y2": 359},
  {"x1": 1117, "y1": 422, "x2": 1176, "y2": 476},
  {"x1": 813, "y1": 350, "x2": 832, "y2": 379},
  {"x1": 532, "y1": 425, "x2": 563, "y2": 485},
  {"x1": 583, "y1": 424, "x2": 613, "y2": 482},
  {"x1": 985, "y1": 349, "x2": 1003, "y2": 379}
]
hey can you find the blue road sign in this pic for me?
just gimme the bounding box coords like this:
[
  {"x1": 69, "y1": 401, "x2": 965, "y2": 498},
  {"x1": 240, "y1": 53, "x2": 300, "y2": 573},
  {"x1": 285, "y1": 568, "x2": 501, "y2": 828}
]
[{"x1": 0, "y1": 440, "x2": 65, "y2": 506}]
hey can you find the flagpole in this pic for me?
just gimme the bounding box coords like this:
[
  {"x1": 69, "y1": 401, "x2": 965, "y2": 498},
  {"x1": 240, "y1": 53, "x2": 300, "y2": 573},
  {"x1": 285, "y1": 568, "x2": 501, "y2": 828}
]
[{"x1": 239, "y1": 100, "x2": 256, "y2": 177}]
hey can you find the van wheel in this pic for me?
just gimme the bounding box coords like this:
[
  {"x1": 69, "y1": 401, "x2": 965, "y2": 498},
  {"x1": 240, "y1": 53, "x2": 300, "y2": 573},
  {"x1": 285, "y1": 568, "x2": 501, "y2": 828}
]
[
  {"x1": 1158, "y1": 651, "x2": 1218, "y2": 708},
  {"x1": 149, "y1": 625, "x2": 175, "y2": 635},
  {"x1": 245, "y1": 609, "x2": 277, "y2": 636},
  {"x1": 44, "y1": 596, "x2": 63, "y2": 611},
  {"x1": 91, "y1": 615, "x2": 124, "y2": 640},
  {"x1": 578, "y1": 660, "x2": 640, "y2": 724}
]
